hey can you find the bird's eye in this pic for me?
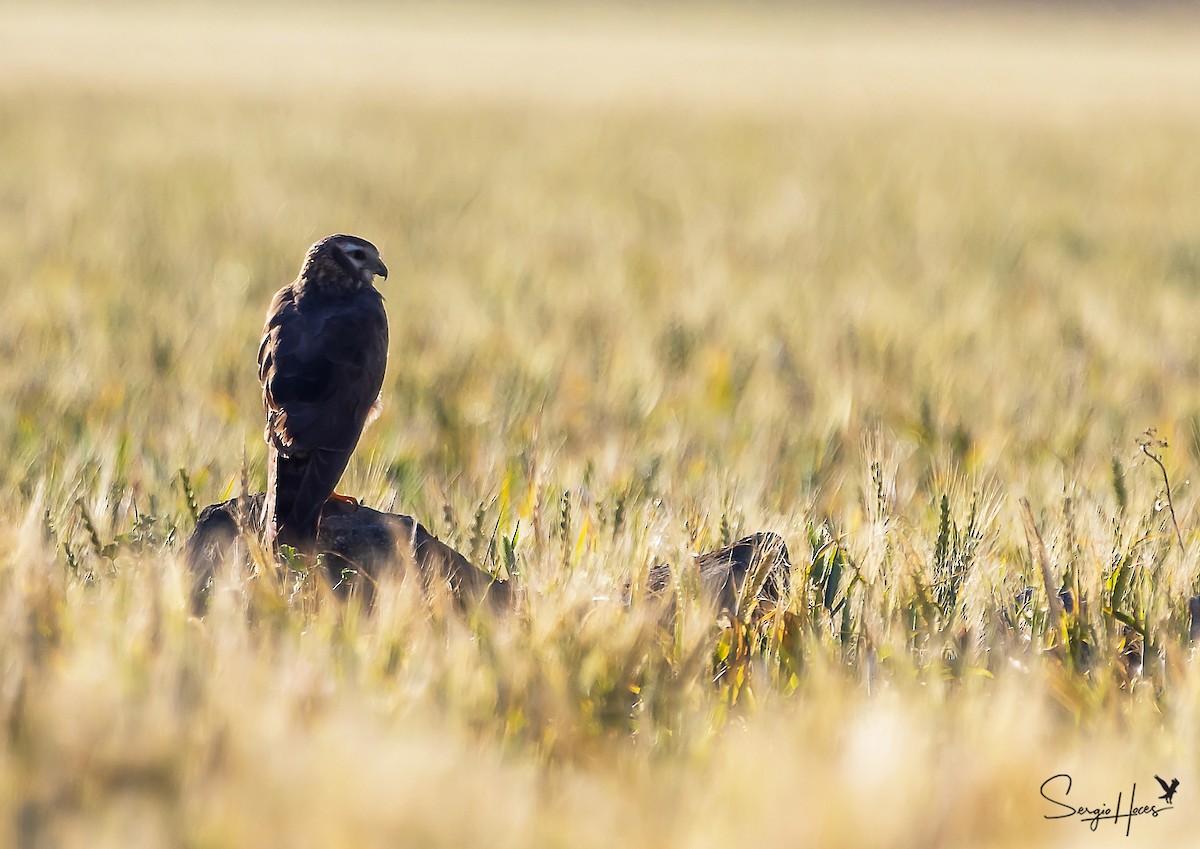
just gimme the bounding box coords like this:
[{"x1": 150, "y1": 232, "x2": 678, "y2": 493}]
[{"x1": 349, "y1": 249, "x2": 365, "y2": 260}]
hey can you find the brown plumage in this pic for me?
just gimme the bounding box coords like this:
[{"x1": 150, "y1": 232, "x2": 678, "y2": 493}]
[{"x1": 258, "y1": 234, "x2": 389, "y2": 552}]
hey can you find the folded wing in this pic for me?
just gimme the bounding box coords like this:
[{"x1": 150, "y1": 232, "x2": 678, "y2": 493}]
[{"x1": 259, "y1": 286, "x2": 388, "y2": 543}]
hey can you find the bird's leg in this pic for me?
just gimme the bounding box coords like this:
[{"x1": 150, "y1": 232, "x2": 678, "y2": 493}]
[{"x1": 327, "y1": 492, "x2": 360, "y2": 508}]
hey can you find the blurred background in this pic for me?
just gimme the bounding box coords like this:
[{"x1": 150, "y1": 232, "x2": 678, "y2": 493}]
[{"x1": 6, "y1": 1, "x2": 1200, "y2": 514}]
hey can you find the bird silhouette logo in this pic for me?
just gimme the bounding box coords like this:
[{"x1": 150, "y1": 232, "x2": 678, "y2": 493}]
[{"x1": 1155, "y1": 775, "x2": 1180, "y2": 805}]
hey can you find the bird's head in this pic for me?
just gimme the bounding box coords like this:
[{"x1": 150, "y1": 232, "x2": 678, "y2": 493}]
[{"x1": 301, "y1": 234, "x2": 389, "y2": 292}]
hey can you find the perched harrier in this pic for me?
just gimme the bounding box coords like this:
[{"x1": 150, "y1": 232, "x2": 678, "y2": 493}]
[{"x1": 258, "y1": 234, "x2": 389, "y2": 551}]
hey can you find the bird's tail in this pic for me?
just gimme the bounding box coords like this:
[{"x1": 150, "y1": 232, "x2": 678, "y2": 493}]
[{"x1": 263, "y1": 448, "x2": 352, "y2": 553}]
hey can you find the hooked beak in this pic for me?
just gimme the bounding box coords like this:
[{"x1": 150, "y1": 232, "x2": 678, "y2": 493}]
[{"x1": 373, "y1": 257, "x2": 389, "y2": 280}]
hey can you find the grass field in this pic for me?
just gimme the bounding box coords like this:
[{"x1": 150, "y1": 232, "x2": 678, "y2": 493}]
[{"x1": 4, "y1": 2, "x2": 1200, "y2": 846}]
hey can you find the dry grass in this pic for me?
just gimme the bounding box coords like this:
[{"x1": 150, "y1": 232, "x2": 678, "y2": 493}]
[{"x1": 3, "y1": 2, "x2": 1200, "y2": 847}]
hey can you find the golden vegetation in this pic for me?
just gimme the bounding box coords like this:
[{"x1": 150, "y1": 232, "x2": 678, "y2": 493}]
[{"x1": 3, "y1": 3, "x2": 1200, "y2": 846}]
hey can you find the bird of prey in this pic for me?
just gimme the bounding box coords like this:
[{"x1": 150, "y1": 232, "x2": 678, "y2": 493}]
[
  {"x1": 1155, "y1": 775, "x2": 1180, "y2": 804},
  {"x1": 258, "y1": 234, "x2": 389, "y2": 552}
]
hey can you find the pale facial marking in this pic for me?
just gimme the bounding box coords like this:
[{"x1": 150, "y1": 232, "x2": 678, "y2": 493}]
[{"x1": 337, "y1": 241, "x2": 380, "y2": 283}]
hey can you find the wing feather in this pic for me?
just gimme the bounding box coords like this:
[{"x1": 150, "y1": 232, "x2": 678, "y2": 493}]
[{"x1": 259, "y1": 285, "x2": 388, "y2": 457}]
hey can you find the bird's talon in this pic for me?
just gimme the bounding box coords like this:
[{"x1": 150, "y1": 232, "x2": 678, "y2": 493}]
[{"x1": 328, "y1": 492, "x2": 360, "y2": 508}]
